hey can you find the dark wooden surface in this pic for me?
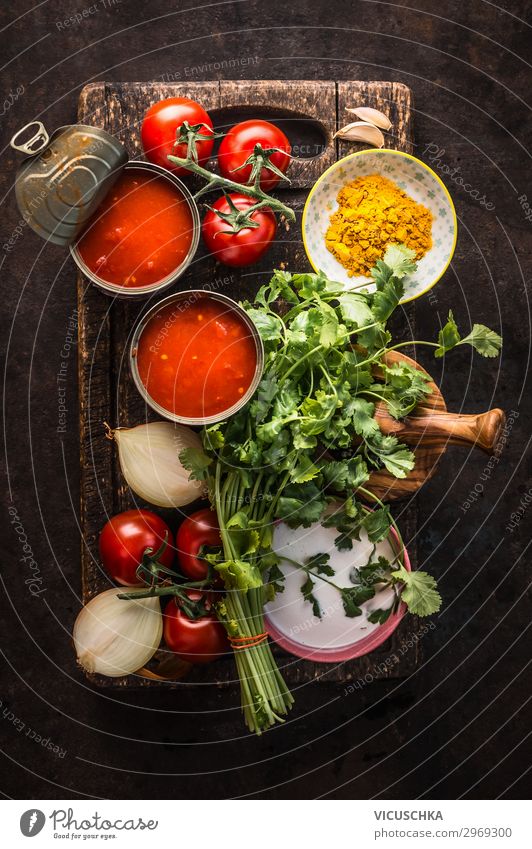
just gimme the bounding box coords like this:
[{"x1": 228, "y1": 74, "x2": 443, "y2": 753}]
[
  {"x1": 77, "y1": 79, "x2": 421, "y2": 688},
  {"x1": 1, "y1": 0, "x2": 530, "y2": 802}
]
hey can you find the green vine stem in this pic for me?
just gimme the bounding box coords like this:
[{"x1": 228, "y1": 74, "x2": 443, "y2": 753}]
[
  {"x1": 118, "y1": 579, "x2": 210, "y2": 601},
  {"x1": 167, "y1": 153, "x2": 296, "y2": 223}
]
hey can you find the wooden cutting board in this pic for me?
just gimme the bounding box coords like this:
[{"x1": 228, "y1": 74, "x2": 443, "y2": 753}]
[{"x1": 77, "y1": 79, "x2": 422, "y2": 688}]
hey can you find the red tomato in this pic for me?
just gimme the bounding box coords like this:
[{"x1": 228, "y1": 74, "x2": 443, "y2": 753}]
[
  {"x1": 141, "y1": 97, "x2": 214, "y2": 174},
  {"x1": 202, "y1": 194, "x2": 276, "y2": 267},
  {"x1": 176, "y1": 508, "x2": 221, "y2": 581},
  {"x1": 163, "y1": 592, "x2": 228, "y2": 664},
  {"x1": 99, "y1": 509, "x2": 174, "y2": 587},
  {"x1": 218, "y1": 119, "x2": 291, "y2": 190}
]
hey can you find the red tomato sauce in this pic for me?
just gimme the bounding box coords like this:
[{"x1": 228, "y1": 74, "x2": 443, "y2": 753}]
[
  {"x1": 136, "y1": 298, "x2": 258, "y2": 418},
  {"x1": 77, "y1": 169, "x2": 193, "y2": 287}
]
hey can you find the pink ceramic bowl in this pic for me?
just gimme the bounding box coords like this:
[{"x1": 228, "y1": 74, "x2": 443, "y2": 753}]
[{"x1": 265, "y1": 525, "x2": 410, "y2": 663}]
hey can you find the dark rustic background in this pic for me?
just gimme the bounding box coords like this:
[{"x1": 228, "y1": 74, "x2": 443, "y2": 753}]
[{"x1": 1, "y1": 0, "x2": 531, "y2": 800}]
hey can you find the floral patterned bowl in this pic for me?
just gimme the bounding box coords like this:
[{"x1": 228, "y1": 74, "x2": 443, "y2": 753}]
[{"x1": 302, "y1": 149, "x2": 457, "y2": 303}]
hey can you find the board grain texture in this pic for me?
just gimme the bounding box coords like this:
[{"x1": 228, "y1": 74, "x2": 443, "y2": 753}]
[{"x1": 77, "y1": 79, "x2": 420, "y2": 688}]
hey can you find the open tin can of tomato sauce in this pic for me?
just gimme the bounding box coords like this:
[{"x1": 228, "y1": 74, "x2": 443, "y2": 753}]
[
  {"x1": 10, "y1": 121, "x2": 200, "y2": 298},
  {"x1": 130, "y1": 290, "x2": 264, "y2": 425}
]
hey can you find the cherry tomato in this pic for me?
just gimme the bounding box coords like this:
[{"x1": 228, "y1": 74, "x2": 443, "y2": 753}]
[
  {"x1": 202, "y1": 193, "x2": 277, "y2": 267},
  {"x1": 218, "y1": 119, "x2": 291, "y2": 191},
  {"x1": 176, "y1": 508, "x2": 222, "y2": 581},
  {"x1": 163, "y1": 592, "x2": 228, "y2": 664},
  {"x1": 99, "y1": 509, "x2": 174, "y2": 587},
  {"x1": 141, "y1": 97, "x2": 214, "y2": 174}
]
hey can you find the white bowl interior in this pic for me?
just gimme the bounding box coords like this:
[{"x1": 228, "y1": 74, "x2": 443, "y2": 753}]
[{"x1": 264, "y1": 520, "x2": 398, "y2": 651}]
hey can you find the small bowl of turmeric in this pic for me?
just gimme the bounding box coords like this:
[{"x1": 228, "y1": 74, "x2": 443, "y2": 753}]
[{"x1": 302, "y1": 149, "x2": 457, "y2": 302}]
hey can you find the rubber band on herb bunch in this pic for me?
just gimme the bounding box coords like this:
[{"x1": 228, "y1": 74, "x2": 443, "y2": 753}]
[{"x1": 229, "y1": 632, "x2": 269, "y2": 650}]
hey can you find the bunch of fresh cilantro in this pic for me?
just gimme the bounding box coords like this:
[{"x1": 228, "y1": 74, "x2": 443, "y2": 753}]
[{"x1": 181, "y1": 243, "x2": 502, "y2": 733}]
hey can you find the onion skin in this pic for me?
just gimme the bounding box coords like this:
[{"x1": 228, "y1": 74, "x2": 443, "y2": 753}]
[
  {"x1": 112, "y1": 422, "x2": 204, "y2": 509},
  {"x1": 73, "y1": 588, "x2": 162, "y2": 677}
]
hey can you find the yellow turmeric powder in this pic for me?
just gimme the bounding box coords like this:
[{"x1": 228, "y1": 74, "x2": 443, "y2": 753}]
[{"x1": 325, "y1": 173, "x2": 433, "y2": 277}]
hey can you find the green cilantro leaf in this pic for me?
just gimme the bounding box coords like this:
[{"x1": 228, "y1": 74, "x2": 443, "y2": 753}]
[
  {"x1": 351, "y1": 398, "x2": 380, "y2": 438},
  {"x1": 290, "y1": 455, "x2": 320, "y2": 484},
  {"x1": 371, "y1": 275, "x2": 405, "y2": 323},
  {"x1": 250, "y1": 374, "x2": 278, "y2": 423},
  {"x1": 340, "y1": 584, "x2": 375, "y2": 617},
  {"x1": 367, "y1": 606, "x2": 393, "y2": 624},
  {"x1": 306, "y1": 552, "x2": 335, "y2": 576},
  {"x1": 292, "y1": 272, "x2": 328, "y2": 298},
  {"x1": 374, "y1": 361, "x2": 432, "y2": 418},
  {"x1": 273, "y1": 381, "x2": 300, "y2": 418},
  {"x1": 203, "y1": 423, "x2": 225, "y2": 450},
  {"x1": 435, "y1": 310, "x2": 461, "y2": 357},
  {"x1": 435, "y1": 311, "x2": 502, "y2": 358},
  {"x1": 267, "y1": 562, "x2": 285, "y2": 595},
  {"x1": 179, "y1": 447, "x2": 212, "y2": 481},
  {"x1": 337, "y1": 293, "x2": 374, "y2": 328},
  {"x1": 319, "y1": 310, "x2": 339, "y2": 348},
  {"x1": 362, "y1": 505, "x2": 392, "y2": 543},
  {"x1": 246, "y1": 309, "x2": 284, "y2": 343},
  {"x1": 291, "y1": 422, "x2": 318, "y2": 450},
  {"x1": 373, "y1": 243, "x2": 417, "y2": 283},
  {"x1": 301, "y1": 573, "x2": 321, "y2": 618},
  {"x1": 322, "y1": 499, "x2": 364, "y2": 550},
  {"x1": 216, "y1": 559, "x2": 263, "y2": 591},
  {"x1": 225, "y1": 511, "x2": 261, "y2": 560},
  {"x1": 262, "y1": 429, "x2": 290, "y2": 466},
  {"x1": 321, "y1": 457, "x2": 369, "y2": 492},
  {"x1": 300, "y1": 390, "x2": 337, "y2": 436},
  {"x1": 353, "y1": 554, "x2": 393, "y2": 586},
  {"x1": 460, "y1": 324, "x2": 502, "y2": 358},
  {"x1": 357, "y1": 322, "x2": 391, "y2": 353},
  {"x1": 391, "y1": 566, "x2": 442, "y2": 616},
  {"x1": 275, "y1": 483, "x2": 327, "y2": 527},
  {"x1": 254, "y1": 269, "x2": 298, "y2": 307},
  {"x1": 365, "y1": 432, "x2": 415, "y2": 478}
]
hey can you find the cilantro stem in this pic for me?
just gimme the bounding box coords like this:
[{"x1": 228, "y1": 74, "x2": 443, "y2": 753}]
[
  {"x1": 358, "y1": 487, "x2": 405, "y2": 570},
  {"x1": 249, "y1": 472, "x2": 264, "y2": 520},
  {"x1": 385, "y1": 340, "x2": 439, "y2": 353},
  {"x1": 263, "y1": 469, "x2": 291, "y2": 523},
  {"x1": 277, "y1": 323, "x2": 379, "y2": 384},
  {"x1": 278, "y1": 555, "x2": 343, "y2": 590},
  {"x1": 216, "y1": 465, "x2": 236, "y2": 560}
]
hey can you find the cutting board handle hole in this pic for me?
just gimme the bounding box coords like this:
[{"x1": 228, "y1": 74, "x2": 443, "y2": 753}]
[{"x1": 211, "y1": 105, "x2": 328, "y2": 160}]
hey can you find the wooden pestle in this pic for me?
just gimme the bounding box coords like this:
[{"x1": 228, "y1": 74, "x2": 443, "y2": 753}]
[{"x1": 374, "y1": 403, "x2": 506, "y2": 455}]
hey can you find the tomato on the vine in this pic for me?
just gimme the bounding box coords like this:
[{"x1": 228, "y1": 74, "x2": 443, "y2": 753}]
[
  {"x1": 163, "y1": 591, "x2": 228, "y2": 664},
  {"x1": 202, "y1": 193, "x2": 276, "y2": 267},
  {"x1": 141, "y1": 97, "x2": 214, "y2": 174},
  {"x1": 176, "y1": 508, "x2": 222, "y2": 581},
  {"x1": 217, "y1": 119, "x2": 291, "y2": 191},
  {"x1": 99, "y1": 509, "x2": 174, "y2": 587}
]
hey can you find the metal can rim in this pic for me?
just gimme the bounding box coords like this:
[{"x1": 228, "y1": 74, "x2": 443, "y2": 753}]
[
  {"x1": 70, "y1": 161, "x2": 200, "y2": 298},
  {"x1": 129, "y1": 289, "x2": 265, "y2": 426}
]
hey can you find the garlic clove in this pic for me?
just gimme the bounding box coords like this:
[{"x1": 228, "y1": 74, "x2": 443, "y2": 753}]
[
  {"x1": 334, "y1": 121, "x2": 385, "y2": 148},
  {"x1": 346, "y1": 106, "x2": 392, "y2": 131},
  {"x1": 73, "y1": 588, "x2": 163, "y2": 677}
]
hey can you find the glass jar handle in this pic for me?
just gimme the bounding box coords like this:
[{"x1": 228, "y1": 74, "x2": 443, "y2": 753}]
[{"x1": 10, "y1": 121, "x2": 50, "y2": 155}]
